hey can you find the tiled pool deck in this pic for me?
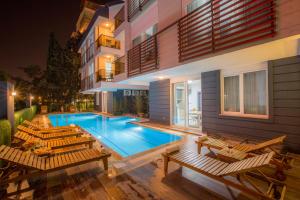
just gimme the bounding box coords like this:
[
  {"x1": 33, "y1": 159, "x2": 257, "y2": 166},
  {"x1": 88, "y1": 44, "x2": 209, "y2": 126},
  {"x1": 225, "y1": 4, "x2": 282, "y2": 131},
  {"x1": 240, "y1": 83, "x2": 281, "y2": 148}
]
[{"x1": 11, "y1": 114, "x2": 300, "y2": 200}]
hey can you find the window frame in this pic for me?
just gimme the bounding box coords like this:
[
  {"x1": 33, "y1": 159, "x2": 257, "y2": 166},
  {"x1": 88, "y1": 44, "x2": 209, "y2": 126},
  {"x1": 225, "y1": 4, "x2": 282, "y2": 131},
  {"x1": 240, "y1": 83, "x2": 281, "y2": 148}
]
[{"x1": 221, "y1": 69, "x2": 269, "y2": 119}]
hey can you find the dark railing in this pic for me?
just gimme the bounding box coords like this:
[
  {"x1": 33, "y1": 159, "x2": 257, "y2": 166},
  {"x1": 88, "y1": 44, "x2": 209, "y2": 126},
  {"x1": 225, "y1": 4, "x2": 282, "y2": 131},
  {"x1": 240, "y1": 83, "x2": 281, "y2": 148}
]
[
  {"x1": 96, "y1": 35, "x2": 121, "y2": 49},
  {"x1": 95, "y1": 69, "x2": 114, "y2": 82},
  {"x1": 127, "y1": 35, "x2": 158, "y2": 77},
  {"x1": 81, "y1": 74, "x2": 94, "y2": 91},
  {"x1": 115, "y1": 6, "x2": 125, "y2": 30},
  {"x1": 81, "y1": 43, "x2": 95, "y2": 66},
  {"x1": 114, "y1": 56, "x2": 125, "y2": 75},
  {"x1": 127, "y1": 0, "x2": 151, "y2": 21},
  {"x1": 178, "y1": 0, "x2": 276, "y2": 62}
]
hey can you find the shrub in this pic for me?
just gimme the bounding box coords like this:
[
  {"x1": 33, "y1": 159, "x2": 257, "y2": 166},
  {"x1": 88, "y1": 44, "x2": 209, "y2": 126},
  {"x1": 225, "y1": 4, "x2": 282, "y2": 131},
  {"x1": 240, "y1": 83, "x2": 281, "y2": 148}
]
[
  {"x1": 0, "y1": 120, "x2": 11, "y2": 167},
  {"x1": 14, "y1": 105, "x2": 37, "y2": 130}
]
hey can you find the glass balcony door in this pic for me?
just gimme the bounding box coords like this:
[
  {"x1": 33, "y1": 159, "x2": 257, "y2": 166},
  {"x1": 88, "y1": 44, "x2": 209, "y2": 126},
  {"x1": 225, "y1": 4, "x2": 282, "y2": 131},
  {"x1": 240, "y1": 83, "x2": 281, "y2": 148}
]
[
  {"x1": 172, "y1": 79, "x2": 202, "y2": 129},
  {"x1": 173, "y1": 82, "x2": 186, "y2": 127},
  {"x1": 187, "y1": 80, "x2": 202, "y2": 129}
]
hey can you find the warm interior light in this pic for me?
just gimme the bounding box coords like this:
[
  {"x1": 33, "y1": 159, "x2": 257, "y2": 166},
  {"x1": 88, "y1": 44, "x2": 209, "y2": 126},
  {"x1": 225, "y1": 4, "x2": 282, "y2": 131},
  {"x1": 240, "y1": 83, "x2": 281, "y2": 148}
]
[
  {"x1": 30, "y1": 96, "x2": 34, "y2": 100},
  {"x1": 12, "y1": 92, "x2": 17, "y2": 96},
  {"x1": 105, "y1": 22, "x2": 110, "y2": 27},
  {"x1": 157, "y1": 76, "x2": 165, "y2": 80}
]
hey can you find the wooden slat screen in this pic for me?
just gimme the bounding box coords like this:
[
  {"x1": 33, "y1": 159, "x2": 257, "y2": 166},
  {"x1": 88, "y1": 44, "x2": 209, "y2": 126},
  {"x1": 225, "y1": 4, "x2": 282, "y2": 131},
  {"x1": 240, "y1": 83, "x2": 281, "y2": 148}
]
[
  {"x1": 127, "y1": 35, "x2": 158, "y2": 77},
  {"x1": 178, "y1": 0, "x2": 276, "y2": 62}
]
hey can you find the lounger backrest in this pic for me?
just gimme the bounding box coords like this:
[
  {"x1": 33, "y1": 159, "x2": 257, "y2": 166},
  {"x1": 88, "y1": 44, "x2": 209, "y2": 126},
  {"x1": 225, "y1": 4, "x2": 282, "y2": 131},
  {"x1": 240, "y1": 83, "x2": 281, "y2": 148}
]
[
  {"x1": 23, "y1": 120, "x2": 40, "y2": 130},
  {"x1": 18, "y1": 125, "x2": 36, "y2": 134},
  {"x1": 217, "y1": 152, "x2": 274, "y2": 176},
  {"x1": 251, "y1": 135, "x2": 286, "y2": 152},
  {"x1": 15, "y1": 131, "x2": 35, "y2": 141}
]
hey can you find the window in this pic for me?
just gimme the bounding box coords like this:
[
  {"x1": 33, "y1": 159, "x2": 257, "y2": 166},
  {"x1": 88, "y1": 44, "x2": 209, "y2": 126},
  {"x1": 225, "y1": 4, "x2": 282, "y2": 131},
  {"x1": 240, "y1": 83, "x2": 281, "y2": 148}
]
[
  {"x1": 132, "y1": 24, "x2": 158, "y2": 47},
  {"x1": 224, "y1": 76, "x2": 240, "y2": 112},
  {"x1": 187, "y1": 0, "x2": 210, "y2": 13},
  {"x1": 244, "y1": 71, "x2": 267, "y2": 115},
  {"x1": 222, "y1": 70, "x2": 268, "y2": 118}
]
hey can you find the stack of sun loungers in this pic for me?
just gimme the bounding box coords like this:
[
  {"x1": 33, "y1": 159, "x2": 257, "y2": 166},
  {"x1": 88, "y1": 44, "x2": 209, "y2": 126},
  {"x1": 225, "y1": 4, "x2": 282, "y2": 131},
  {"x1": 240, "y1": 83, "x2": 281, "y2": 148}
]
[
  {"x1": 163, "y1": 135, "x2": 292, "y2": 200},
  {"x1": 163, "y1": 149, "x2": 287, "y2": 200},
  {"x1": 0, "y1": 120, "x2": 111, "y2": 198}
]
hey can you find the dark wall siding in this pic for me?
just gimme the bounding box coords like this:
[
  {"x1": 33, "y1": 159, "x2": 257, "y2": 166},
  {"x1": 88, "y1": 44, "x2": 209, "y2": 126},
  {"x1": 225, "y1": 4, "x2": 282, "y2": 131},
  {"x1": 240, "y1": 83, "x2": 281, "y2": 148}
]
[
  {"x1": 149, "y1": 79, "x2": 171, "y2": 125},
  {"x1": 201, "y1": 56, "x2": 300, "y2": 152}
]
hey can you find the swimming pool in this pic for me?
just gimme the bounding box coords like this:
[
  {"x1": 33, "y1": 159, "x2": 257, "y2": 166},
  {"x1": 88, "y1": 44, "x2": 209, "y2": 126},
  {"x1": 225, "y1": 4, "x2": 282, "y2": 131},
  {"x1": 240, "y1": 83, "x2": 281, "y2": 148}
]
[{"x1": 48, "y1": 113, "x2": 182, "y2": 157}]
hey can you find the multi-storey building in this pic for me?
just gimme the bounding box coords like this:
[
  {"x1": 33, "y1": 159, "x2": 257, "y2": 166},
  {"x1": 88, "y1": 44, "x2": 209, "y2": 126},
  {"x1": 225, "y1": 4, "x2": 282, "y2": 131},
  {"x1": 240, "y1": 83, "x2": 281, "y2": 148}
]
[{"x1": 78, "y1": 0, "x2": 300, "y2": 151}]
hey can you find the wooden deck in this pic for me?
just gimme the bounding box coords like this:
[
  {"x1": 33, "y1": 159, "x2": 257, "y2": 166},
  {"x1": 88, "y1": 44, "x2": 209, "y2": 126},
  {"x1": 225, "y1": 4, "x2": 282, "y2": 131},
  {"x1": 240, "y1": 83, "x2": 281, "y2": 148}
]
[{"x1": 8, "y1": 114, "x2": 300, "y2": 200}]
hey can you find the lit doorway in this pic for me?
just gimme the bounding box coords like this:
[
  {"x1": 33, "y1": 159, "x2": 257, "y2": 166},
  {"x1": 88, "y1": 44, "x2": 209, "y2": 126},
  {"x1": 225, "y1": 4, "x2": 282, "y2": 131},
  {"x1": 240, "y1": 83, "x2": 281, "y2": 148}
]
[{"x1": 172, "y1": 79, "x2": 202, "y2": 129}]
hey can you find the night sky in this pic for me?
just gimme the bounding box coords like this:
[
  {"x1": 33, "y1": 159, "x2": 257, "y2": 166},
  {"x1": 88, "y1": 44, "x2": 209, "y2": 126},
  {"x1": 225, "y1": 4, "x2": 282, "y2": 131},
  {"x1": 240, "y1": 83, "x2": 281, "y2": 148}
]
[{"x1": 0, "y1": 0, "x2": 82, "y2": 78}]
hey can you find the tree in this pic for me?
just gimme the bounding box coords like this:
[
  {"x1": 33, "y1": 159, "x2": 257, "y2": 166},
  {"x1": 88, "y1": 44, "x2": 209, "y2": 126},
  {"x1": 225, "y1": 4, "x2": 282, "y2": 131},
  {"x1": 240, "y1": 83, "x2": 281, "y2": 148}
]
[{"x1": 10, "y1": 32, "x2": 84, "y2": 112}]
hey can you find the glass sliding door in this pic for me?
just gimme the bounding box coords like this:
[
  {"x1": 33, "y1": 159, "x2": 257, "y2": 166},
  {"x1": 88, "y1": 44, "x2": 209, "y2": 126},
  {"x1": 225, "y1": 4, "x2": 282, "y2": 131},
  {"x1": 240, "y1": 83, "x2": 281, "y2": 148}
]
[
  {"x1": 172, "y1": 79, "x2": 202, "y2": 129},
  {"x1": 187, "y1": 80, "x2": 202, "y2": 128},
  {"x1": 173, "y1": 82, "x2": 186, "y2": 127}
]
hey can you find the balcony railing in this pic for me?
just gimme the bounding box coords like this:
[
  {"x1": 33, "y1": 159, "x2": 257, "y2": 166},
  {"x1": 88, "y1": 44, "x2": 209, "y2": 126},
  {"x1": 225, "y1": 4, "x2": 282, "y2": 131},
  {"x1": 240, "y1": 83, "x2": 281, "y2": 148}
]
[
  {"x1": 178, "y1": 0, "x2": 276, "y2": 62},
  {"x1": 127, "y1": 0, "x2": 151, "y2": 21},
  {"x1": 81, "y1": 43, "x2": 95, "y2": 66},
  {"x1": 95, "y1": 69, "x2": 114, "y2": 82},
  {"x1": 81, "y1": 74, "x2": 94, "y2": 91},
  {"x1": 115, "y1": 6, "x2": 125, "y2": 30},
  {"x1": 96, "y1": 35, "x2": 121, "y2": 49},
  {"x1": 114, "y1": 56, "x2": 125, "y2": 75},
  {"x1": 127, "y1": 35, "x2": 158, "y2": 77}
]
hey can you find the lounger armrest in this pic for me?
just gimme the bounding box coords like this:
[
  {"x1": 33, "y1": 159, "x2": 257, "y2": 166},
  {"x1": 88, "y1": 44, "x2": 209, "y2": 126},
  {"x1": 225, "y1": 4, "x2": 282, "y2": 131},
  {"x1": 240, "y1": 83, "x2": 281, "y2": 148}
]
[{"x1": 164, "y1": 146, "x2": 180, "y2": 155}]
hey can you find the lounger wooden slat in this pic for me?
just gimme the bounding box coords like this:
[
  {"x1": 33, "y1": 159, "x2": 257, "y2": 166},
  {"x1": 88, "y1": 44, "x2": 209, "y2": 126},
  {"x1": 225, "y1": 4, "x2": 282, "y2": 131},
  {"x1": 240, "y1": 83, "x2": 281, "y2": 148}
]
[
  {"x1": 19, "y1": 152, "x2": 27, "y2": 165},
  {"x1": 81, "y1": 148, "x2": 92, "y2": 158},
  {"x1": 3, "y1": 148, "x2": 15, "y2": 160},
  {"x1": 13, "y1": 151, "x2": 23, "y2": 164},
  {"x1": 75, "y1": 150, "x2": 85, "y2": 161},
  {"x1": 0, "y1": 146, "x2": 10, "y2": 158},
  {"x1": 23, "y1": 153, "x2": 31, "y2": 166},
  {"x1": 0, "y1": 145, "x2": 6, "y2": 152}
]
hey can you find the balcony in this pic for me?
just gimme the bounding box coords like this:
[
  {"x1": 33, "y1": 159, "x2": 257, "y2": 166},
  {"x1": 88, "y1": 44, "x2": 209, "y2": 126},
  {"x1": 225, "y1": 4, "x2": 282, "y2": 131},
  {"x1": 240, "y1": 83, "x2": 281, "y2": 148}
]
[
  {"x1": 114, "y1": 56, "x2": 125, "y2": 76},
  {"x1": 178, "y1": 0, "x2": 276, "y2": 62},
  {"x1": 96, "y1": 35, "x2": 121, "y2": 49},
  {"x1": 127, "y1": 35, "x2": 158, "y2": 77},
  {"x1": 95, "y1": 69, "x2": 114, "y2": 82},
  {"x1": 114, "y1": 6, "x2": 125, "y2": 30},
  {"x1": 81, "y1": 74, "x2": 94, "y2": 91},
  {"x1": 127, "y1": 0, "x2": 151, "y2": 21}
]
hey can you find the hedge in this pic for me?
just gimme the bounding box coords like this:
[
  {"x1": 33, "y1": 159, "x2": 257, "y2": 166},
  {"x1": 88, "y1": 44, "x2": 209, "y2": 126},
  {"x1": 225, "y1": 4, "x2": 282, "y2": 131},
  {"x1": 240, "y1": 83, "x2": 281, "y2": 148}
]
[
  {"x1": 0, "y1": 120, "x2": 11, "y2": 167},
  {"x1": 14, "y1": 105, "x2": 37, "y2": 129}
]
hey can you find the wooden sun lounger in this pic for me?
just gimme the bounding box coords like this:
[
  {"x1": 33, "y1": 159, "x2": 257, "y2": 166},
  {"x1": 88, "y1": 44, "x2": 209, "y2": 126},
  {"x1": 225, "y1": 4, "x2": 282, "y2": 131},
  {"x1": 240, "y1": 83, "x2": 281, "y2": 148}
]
[
  {"x1": 17, "y1": 125, "x2": 82, "y2": 140},
  {"x1": 14, "y1": 131, "x2": 95, "y2": 149},
  {"x1": 23, "y1": 120, "x2": 77, "y2": 133},
  {"x1": 163, "y1": 150, "x2": 286, "y2": 200},
  {"x1": 0, "y1": 145, "x2": 111, "y2": 187},
  {"x1": 196, "y1": 135, "x2": 286, "y2": 154}
]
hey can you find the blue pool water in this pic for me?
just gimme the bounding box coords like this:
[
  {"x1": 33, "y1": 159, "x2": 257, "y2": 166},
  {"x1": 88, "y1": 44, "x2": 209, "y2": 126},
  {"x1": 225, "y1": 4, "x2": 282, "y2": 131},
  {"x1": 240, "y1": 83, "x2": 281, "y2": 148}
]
[{"x1": 48, "y1": 113, "x2": 182, "y2": 157}]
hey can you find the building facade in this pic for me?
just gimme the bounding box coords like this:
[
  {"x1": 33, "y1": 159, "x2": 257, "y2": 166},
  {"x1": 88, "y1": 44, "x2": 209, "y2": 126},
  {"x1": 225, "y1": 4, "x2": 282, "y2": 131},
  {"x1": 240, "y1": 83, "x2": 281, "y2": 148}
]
[{"x1": 78, "y1": 0, "x2": 300, "y2": 152}]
